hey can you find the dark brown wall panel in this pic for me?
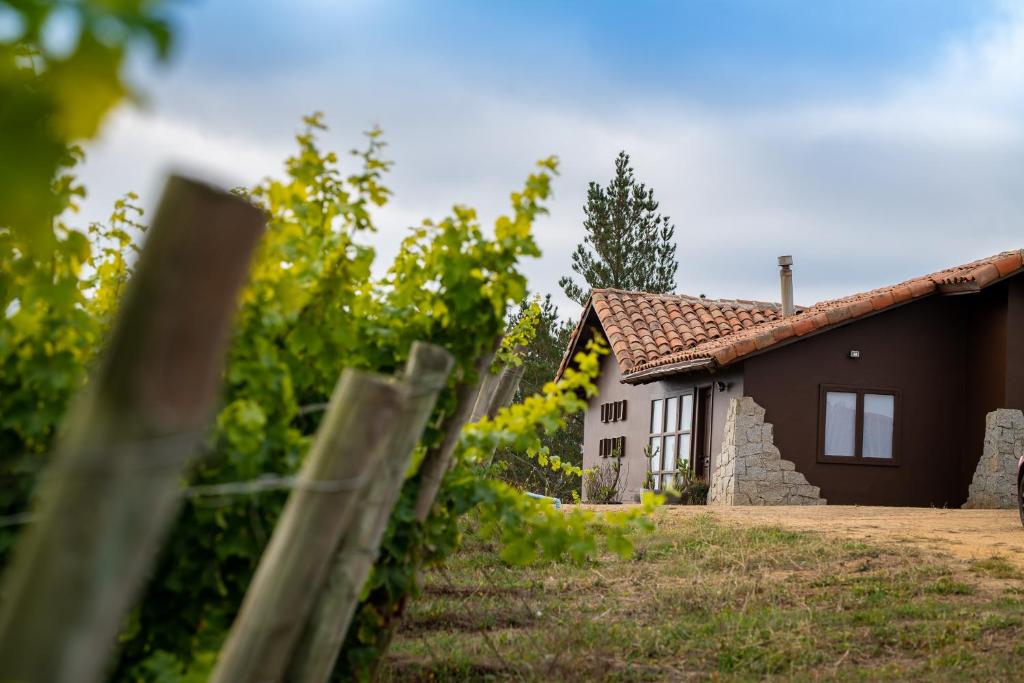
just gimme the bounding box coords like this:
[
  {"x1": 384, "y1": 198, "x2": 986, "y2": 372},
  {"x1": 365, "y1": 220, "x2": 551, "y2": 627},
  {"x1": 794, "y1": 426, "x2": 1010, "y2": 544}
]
[
  {"x1": 963, "y1": 282, "x2": 1008, "y2": 501},
  {"x1": 1004, "y1": 277, "x2": 1024, "y2": 409},
  {"x1": 744, "y1": 295, "x2": 970, "y2": 507}
]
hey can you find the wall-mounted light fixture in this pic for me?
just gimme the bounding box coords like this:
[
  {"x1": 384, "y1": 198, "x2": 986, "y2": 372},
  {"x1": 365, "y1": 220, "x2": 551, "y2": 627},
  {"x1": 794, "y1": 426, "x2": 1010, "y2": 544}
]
[
  {"x1": 848, "y1": 350, "x2": 861, "y2": 359},
  {"x1": 716, "y1": 380, "x2": 729, "y2": 392}
]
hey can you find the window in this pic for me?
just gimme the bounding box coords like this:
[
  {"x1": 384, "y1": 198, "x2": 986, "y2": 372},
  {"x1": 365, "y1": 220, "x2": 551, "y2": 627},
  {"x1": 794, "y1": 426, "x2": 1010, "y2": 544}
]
[
  {"x1": 599, "y1": 436, "x2": 625, "y2": 458},
  {"x1": 599, "y1": 400, "x2": 628, "y2": 423},
  {"x1": 863, "y1": 394, "x2": 895, "y2": 458},
  {"x1": 818, "y1": 386, "x2": 899, "y2": 464},
  {"x1": 824, "y1": 392, "x2": 856, "y2": 456},
  {"x1": 648, "y1": 392, "x2": 694, "y2": 489}
]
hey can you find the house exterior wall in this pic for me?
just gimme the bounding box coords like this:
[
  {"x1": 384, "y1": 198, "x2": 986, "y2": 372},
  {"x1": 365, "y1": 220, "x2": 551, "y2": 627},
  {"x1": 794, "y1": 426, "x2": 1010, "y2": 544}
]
[
  {"x1": 581, "y1": 352, "x2": 742, "y2": 502},
  {"x1": 582, "y1": 353, "x2": 651, "y2": 501},
  {"x1": 575, "y1": 272, "x2": 1024, "y2": 507},
  {"x1": 963, "y1": 283, "x2": 1007, "y2": 501},
  {"x1": 1004, "y1": 277, "x2": 1024, "y2": 407},
  {"x1": 743, "y1": 293, "x2": 986, "y2": 507}
]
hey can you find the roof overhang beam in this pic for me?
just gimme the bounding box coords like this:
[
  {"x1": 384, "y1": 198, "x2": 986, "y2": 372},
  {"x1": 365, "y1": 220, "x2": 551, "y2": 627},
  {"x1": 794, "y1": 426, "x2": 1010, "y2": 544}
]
[{"x1": 620, "y1": 358, "x2": 715, "y2": 385}]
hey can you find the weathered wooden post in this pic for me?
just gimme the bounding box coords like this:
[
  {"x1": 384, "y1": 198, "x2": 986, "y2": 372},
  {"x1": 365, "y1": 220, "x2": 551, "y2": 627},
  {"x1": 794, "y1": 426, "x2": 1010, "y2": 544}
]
[
  {"x1": 412, "y1": 339, "x2": 501, "y2": 522},
  {"x1": 471, "y1": 348, "x2": 525, "y2": 422},
  {"x1": 0, "y1": 176, "x2": 265, "y2": 683},
  {"x1": 286, "y1": 342, "x2": 454, "y2": 683},
  {"x1": 358, "y1": 340, "x2": 527, "y2": 680},
  {"x1": 474, "y1": 344, "x2": 528, "y2": 467},
  {"x1": 209, "y1": 367, "x2": 405, "y2": 683}
]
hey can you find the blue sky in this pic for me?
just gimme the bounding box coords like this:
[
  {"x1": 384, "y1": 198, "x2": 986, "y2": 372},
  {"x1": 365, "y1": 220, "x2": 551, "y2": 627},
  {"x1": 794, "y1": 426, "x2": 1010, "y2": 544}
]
[{"x1": 80, "y1": 0, "x2": 1024, "y2": 315}]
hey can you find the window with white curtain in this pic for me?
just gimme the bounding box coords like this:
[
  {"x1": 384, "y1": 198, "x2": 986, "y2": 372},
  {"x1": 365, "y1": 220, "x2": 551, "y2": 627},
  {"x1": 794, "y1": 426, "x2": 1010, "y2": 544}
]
[{"x1": 819, "y1": 386, "x2": 898, "y2": 463}]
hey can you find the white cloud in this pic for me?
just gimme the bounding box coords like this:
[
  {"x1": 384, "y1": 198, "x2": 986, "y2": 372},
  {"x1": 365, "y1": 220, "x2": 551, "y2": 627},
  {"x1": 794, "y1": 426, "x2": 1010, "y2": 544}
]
[
  {"x1": 78, "y1": 5, "x2": 1024, "y2": 320},
  {"x1": 79, "y1": 108, "x2": 288, "y2": 224}
]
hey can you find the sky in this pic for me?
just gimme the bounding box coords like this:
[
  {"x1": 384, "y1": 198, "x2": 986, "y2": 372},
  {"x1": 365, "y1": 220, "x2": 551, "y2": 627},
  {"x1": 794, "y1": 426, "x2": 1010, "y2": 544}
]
[{"x1": 78, "y1": 0, "x2": 1024, "y2": 318}]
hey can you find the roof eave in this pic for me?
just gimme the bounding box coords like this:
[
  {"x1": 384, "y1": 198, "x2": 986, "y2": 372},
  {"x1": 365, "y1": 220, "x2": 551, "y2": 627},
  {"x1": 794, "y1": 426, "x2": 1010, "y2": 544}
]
[
  {"x1": 620, "y1": 358, "x2": 715, "y2": 385},
  {"x1": 552, "y1": 298, "x2": 595, "y2": 383}
]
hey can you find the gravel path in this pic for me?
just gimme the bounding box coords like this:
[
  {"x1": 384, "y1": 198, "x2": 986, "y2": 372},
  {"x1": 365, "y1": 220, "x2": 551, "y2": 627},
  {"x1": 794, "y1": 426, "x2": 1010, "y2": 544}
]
[{"x1": 658, "y1": 505, "x2": 1024, "y2": 568}]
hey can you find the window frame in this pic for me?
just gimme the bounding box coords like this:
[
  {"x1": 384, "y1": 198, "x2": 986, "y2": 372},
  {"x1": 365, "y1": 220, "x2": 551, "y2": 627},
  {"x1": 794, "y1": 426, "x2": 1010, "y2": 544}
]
[
  {"x1": 816, "y1": 384, "x2": 901, "y2": 466},
  {"x1": 648, "y1": 391, "x2": 696, "y2": 489}
]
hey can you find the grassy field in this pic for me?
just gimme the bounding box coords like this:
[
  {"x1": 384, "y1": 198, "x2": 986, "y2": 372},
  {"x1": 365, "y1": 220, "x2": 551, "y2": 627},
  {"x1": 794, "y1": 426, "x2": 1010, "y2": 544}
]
[{"x1": 382, "y1": 510, "x2": 1024, "y2": 681}]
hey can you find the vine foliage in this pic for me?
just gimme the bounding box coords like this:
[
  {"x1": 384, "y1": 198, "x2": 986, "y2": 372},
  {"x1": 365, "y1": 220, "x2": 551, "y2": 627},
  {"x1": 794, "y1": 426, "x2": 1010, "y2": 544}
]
[{"x1": 2, "y1": 112, "x2": 657, "y2": 681}]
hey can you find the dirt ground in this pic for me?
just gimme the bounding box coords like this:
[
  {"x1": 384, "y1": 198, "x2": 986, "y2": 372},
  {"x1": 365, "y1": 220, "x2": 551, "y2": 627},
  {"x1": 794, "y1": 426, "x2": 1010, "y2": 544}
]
[{"x1": 657, "y1": 505, "x2": 1024, "y2": 569}]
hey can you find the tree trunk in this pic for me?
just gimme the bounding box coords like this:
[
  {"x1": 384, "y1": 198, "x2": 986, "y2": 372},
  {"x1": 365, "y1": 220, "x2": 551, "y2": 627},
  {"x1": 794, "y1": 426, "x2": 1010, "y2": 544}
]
[
  {"x1": 286, "y1": 342, "x2": 453, "y2": 683},
  {"x1": 0, "y1": 176, "x2": 265, "y2": 683},
  {"x1": 209, "y1": 368, "x2": 405, "y2": 683}
]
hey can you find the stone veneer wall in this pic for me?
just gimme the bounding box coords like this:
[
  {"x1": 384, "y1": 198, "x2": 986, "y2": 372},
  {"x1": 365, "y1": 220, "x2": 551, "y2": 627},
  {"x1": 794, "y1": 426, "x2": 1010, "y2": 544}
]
[
  {"x1": 964, "y1": 408, "x2": 1024, "y2": 509},
  {"x1": 708, "y1": 397, "x2": 825, "y2": 506}
]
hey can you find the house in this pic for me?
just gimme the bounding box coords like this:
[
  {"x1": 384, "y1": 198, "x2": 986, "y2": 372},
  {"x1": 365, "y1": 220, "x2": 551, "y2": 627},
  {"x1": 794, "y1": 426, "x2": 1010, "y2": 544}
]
[{"x1": 558, "y1": 250, "x2": 1024, "y2": 507}]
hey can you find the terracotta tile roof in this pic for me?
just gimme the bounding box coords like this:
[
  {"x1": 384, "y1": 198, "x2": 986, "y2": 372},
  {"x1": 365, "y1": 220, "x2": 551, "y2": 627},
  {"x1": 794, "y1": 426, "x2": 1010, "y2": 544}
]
[
  {"x1": 554, "y1": 289, "x2": 787, "y2": 380},
  {"x1": 557, "y1": 249, "x2": 1024, "y2": 383}
]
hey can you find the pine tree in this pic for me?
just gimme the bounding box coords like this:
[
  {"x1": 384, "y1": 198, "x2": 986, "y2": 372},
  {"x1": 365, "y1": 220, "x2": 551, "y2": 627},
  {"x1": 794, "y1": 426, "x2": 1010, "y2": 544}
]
[{"x1": 559, "y1": 151, "x2": 678, "y2": 305}]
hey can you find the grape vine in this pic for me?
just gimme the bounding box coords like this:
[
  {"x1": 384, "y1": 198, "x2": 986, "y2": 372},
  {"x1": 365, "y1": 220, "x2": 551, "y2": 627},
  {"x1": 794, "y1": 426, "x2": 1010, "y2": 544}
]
[{"x1": 1, "y1": 112, "x2": 656, "y2": 682}]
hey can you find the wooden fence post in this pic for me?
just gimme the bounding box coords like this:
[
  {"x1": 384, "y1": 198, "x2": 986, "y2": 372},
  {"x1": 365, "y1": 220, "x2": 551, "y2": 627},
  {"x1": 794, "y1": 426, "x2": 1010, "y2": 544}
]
[
  {"x1": 412, "y1": 339, "x2": 501, "y2": 522},
  {"x1": 286, "y1": 342, "x2": 454, "y2": 683},
  {"x1": 361, "y1": 339, "x2": 526, "y2": 680},
  {"x1": 209, "y1": 368, "x2": 405, "y2": 683},
  {"x1": 474, "y1": 344, "x2": 528, "y2": 467},
  {"x1": 0, "y1": 176, "x2": 265, "y2": 683}
]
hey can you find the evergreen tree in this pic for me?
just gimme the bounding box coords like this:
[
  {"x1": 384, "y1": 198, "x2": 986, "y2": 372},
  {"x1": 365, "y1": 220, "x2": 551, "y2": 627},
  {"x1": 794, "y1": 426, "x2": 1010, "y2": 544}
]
[
  {"x1": 559, "y1": 151, "x2": 678, "y2": 305},
  {"x1": 494, "y1": 294, "x2": 582, "y2": 500}
]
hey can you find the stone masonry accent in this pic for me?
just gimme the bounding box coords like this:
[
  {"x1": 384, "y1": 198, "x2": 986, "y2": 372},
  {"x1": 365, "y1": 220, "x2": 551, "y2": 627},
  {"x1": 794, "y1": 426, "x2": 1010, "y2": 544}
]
[
  {"x1": 964, "y1": 409, "x2": 1024, "y2": 509},
  {"x1": 708, "y1": 397, "x2": 825, "y2": 506}
]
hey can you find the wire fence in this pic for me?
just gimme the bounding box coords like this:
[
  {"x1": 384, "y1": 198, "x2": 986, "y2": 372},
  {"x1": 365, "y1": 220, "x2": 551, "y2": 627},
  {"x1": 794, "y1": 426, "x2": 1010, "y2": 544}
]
[
  {"x1": 0, "y1": 425, "x2": 375, "y2": 530},
  {"x1": 0, "y1": 423, "x2": 588, "y2": 679}
]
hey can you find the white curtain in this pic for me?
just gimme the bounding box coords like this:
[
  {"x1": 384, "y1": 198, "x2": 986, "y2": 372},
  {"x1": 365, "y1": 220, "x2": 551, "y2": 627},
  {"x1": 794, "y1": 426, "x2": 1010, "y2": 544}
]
[
  {"x1": 862, "y1": 394, "x2": 894, "y2": 458},
  {"x1": 824, "y1": 392, "x2": 856, "y2": 456}
]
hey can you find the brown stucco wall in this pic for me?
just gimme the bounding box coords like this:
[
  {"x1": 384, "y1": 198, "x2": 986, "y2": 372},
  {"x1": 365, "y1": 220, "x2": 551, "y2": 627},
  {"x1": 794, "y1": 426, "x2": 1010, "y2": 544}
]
[
  {"x1": 706, "y1": 368, "x2": 745, "y2": 472},
  {"x1": 743, "y1": 294, "x2": 975, "y2": 506},
  {"x1": 582, "y1": 353, "x2": 655, "y2": 501},
  {"x1": 581, "y1": 353, "x2": 742, "y2": 502}
]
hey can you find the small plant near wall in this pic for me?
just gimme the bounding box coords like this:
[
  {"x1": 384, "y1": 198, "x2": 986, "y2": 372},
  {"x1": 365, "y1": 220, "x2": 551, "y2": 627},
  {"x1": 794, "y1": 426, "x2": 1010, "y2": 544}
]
[
  {"x1": 666, "y1": 464, "x2": 709, "y2": 505},
  {"x1": 635, "y1": 444, "x2": 657, "y2": 502},
  {"x1": 584, "y1": 445, "x2": 625, "y2": 503}
]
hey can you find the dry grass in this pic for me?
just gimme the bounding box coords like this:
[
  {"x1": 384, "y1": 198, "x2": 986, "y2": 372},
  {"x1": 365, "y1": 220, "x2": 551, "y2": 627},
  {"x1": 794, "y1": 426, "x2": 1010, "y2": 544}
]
[{"x1": 381, "y1": 510, "x2": 1024, "y2": 682}]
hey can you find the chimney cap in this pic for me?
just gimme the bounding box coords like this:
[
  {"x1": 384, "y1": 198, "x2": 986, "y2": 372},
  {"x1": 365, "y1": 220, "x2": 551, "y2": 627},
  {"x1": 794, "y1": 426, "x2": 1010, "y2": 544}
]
[{"x1": 777, "y1": 255, "x2": 793, "y2": 267}]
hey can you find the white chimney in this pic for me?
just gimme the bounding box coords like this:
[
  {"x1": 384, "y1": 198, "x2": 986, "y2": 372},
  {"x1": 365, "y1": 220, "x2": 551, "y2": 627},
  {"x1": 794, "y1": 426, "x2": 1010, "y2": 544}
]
[{"x1": 778, "y1": 255, "x2": 794, "y2": 317}]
